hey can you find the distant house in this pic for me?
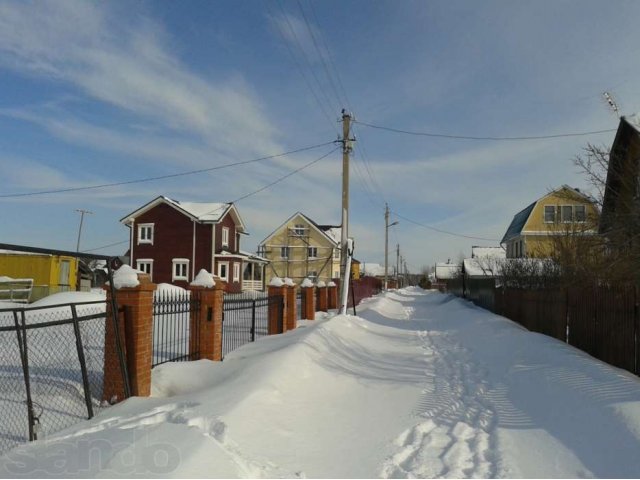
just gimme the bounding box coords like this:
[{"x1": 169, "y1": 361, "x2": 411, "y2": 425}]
[
  {"x1": 120, "y1": 196, "x2": 268, "y2": 292},
  {"x1": 258, "y1": 212, "x2": 343, "y2": 285},
  {"x1": 434, "y1": 262, "x2": 461, "y2": 292},
  {"x1": 501, "y1": 185, "x2": 599, "y2": 258},
  {"x1": 599, "y1": 115, "x2": 640, "y2": 240},
  {"x1": 0, "y1": 250, "x2": 78, "y2": 301}
]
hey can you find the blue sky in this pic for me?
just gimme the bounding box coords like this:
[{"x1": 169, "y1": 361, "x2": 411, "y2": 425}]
[{"x1": 0, "y1": 0, "x2": 638, "y2": 272}]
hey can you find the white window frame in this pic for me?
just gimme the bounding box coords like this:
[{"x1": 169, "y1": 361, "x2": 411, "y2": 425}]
[
  {"x1": 543, "y1": 206, "x2": 556, "y2": 224},
  {"x1": 560, "y1": 205, "x2": 573, "y2": 223},
  {"x1": 136, "y1": 259, "x2": 154, "y2": 280},
  {"x1": 138, "y1": 223, "x2": 154, "y2": 245},
  {"x1": 172, "y1": 259, "x2": 189, "y2": 282},
  {"x1": 280, "y1": 246, "x2": 289, "y2": 259},
  {"x1": 333, "y1": 248, "x2": 340, "y2": 259},
  {"x1": 308, "y1": 247, "x2": 318, "y2": 259},
  {"x1": 222, "y1": 227, "x2": 230, "y2": 247},
  {"x1": 218, "y1": 261, "x2": 229, "y2": 281},
  {"x1": 233, "y1": 263, "x2": 240, "y2": 282},
  {"x1": 293, "y1": 224, "x2": 306, "y2": 236},
  {"x1": 308, "y1": 270, "x2": 318, "y2": 280}
]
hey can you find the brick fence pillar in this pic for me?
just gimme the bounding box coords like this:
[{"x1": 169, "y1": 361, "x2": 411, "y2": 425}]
[
  {"x1": 284, "y1": 283, "x2": 297, "y2": 331},
  {"x1": 268, "y1": 284, "x2": 286, "y2": 334},
  {"x1": 316, "y1": 281, "x2": 328, "y2": 312},
  {"x1": 327, "y1": 282, "x2": 338, "y2": 310},
  {"x1": 188, "y1": 280, "x2": 224, "y2": 362},
  {"x1": 302, "y1": 286, "x2": 315, "y2": 320},
  {"x1": 104, "y1": 270, "x2": 156, "y2": 401}
]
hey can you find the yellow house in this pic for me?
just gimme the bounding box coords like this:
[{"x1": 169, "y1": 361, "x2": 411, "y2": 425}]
[
  {"x1": 258, "y1": 212, "x2": 344, "y2": 285},
  {"x1": 501, "y1": 185, "x2": 599, "y2": 258},
  {"x1": 0, "y1": 250, "x2": 78, "y2": 301}
]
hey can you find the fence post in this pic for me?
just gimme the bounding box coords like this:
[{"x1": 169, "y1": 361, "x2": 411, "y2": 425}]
[
  {"x1": 327, "y1": 281, "x2": 338, "y2": 310},
  {"x1": 302, "y1": 285, "x2": 315, "y2": 320},
  {"x1": 316, "y1": 280, "x2": 328, "y2": 312},
  {"x1": 188, "y1": 273, "x2": 224, "y2": 362},
  {"x1": 283, "y1": 278, "x2": 297, "y2": 331},
  {"x1": 268, "y1": 278, "x2": 286, "y2": 335},
  {"x1": 104, "y1": 269, "x2": 156, "y2": 400}
]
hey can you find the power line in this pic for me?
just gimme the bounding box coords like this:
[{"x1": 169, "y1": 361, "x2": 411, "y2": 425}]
[
  {"x1": 0, "y1": 141, "x2": 335, "y2": 198},
  {"x1": 84, "y1": 147, "x2": 339, "y2": 253},
  {"x1": 391, "y1": 210, "x2": 500, "y2": 242},
  {"x1": 266, "y1": 0, "x2": 338, "y2": 134},
  {"x1": 354, "y1": 120, "x2": 617, "y2": 141},
  {"x1": 82, "y1": 239, "x2": 128, "y2": 253}
]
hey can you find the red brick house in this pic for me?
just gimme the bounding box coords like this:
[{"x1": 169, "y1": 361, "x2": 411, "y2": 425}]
[{"x1": 120, "y1": 196, "x2": 267, "y2": 292}]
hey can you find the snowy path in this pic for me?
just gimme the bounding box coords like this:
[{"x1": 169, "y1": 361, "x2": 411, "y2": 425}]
[{"x1": 3, "y1": 288, "x2": 640, "y2": 477}]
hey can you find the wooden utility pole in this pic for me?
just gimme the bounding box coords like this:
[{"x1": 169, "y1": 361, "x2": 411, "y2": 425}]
[
  {"x1": 339, "y1": 110, "x2": 354, "y2": 313},
  {"x1": 75, "y1": 208, "x2": 93, "y2": 291}
]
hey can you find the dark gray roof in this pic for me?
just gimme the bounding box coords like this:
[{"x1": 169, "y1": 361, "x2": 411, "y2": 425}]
[{"x1": 501, "y1": 202, "x2": 535, "y2": 244}]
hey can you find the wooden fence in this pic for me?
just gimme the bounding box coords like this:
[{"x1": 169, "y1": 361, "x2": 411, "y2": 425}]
[{"x1": 475, "y1": 286, "x2": 639, "y2": 376}]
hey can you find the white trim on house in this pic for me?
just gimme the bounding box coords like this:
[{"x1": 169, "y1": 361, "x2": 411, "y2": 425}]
[
  {"x1": 233, "y1": 263, "x2": 240, "y2": 282},
  {"x1": 218, "y1": 261, "x2": 230, "y2": 282},
  {"x1": 136, "y1": 259, "x2": 154, "y2": 280},
  {"x1": 172, "y1": 258, "x2": 189, "y2": 282},
  {"x1": 222, "y1": 227, "x2": 229, "y2": 247},
  {"x1": 137, "y1": 223, "x2": 154, "y2": 245}
]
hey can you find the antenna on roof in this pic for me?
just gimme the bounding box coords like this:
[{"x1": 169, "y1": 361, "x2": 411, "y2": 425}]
[{"x1": 603, "y1": 91, "x2": 620, "y2": 118}]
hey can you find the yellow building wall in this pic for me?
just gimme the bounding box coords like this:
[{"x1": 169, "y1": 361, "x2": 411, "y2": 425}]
[
  {"x1": 263, "y1": 215, "x2": 337, "y2": 285},
  {"x1": 518, "y1": 187, "x2": 599, "y2": 258},
  {"x1": 0, "y1": 254, "x2": 78, "y2": 290},
  {"x1": 351, "y1": 262, "x2": 361, "y2": 280}
]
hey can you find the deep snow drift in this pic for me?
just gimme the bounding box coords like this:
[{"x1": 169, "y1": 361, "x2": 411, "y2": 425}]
[{"x1": 3, "y1": 288, "x2": 640, "y2": 478}]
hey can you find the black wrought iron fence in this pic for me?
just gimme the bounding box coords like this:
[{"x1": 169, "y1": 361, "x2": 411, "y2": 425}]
[
  {"x1": 0, "y1": 300, "x2": 126, "y2": 456},
  {"x1": 152, "y1": 290, "x2": 200, "y2": 367},
  {"x1": 222, "y1": 293, "x2": 282, "y2": 358}
]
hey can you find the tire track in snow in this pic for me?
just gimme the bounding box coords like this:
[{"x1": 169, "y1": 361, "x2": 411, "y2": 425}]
[{"x1": 381, "y1": 329, "x2": 498, "y2": 478}]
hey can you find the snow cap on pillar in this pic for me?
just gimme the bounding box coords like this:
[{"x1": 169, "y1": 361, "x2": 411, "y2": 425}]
[
  {"x1": 190, "y1": 269, "x2": 216, "y2": 288},
  {"x1": 269, "y1": 277, "x2": 285, "y2": 287},
  {"x1": 301, "y1": 278, "x2": 314, "y2": 288}
]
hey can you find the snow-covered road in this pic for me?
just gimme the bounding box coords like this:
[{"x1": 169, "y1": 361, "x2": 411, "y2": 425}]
[{"x1": 3, "y1": 287, "x2": 640, "y2": 478}]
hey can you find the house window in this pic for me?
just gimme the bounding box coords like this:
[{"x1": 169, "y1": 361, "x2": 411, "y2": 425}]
[
  {"x1": 308, "y1": 270, "x2": 318, "y2": 280},
  {"x1": 280, "y1": 246, "x2": 289, "y2": 259},
  {"x1": 333, "y1": 248, "x2": 340, "y2": 259},
  {"x1": 233, "y1": 263, "x2": 240, "y2": 282},
  {"x1": 222, "y1": 227, "x2": 229, "y2": 247},
  {"x1": 575, "y1": 205, "x2": 586, "y2": 222},
  {"x1": 172, "y1": 259, "x2": 189, "y2": 282},
  {"x1": 218, "y1": 262, "x2": 229, "y2": 281},
  {"x1": 136, "y1": 259, "x2": 153, "y2": 280},
  {"x1": 333, "y1": 270, "x2": 340, "y2": 278},
  {"x1": 308, "y1": 247, "x2": 318, "y2": 259},
  {"x1": 138, "y1": 224, "x2": 154, "y2": 244},
  {"x1": 543, "y1": 206, "x2": 556, "y2": 223},
  {"x1": 293, "y1": 224, "x2": 306, "y2": 236},
  {"x1": 561, "y1": 205, "x2": 573, "y2": 222}
]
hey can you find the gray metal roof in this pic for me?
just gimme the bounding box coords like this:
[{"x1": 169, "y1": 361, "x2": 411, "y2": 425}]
[{"x1": 501, "y1": 202, "x2": 535, "y2": 244}]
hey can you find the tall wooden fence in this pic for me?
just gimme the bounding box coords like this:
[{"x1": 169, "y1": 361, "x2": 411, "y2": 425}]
[{"x1": 468, "y1": 286, "x2": 640, "y2": 376}]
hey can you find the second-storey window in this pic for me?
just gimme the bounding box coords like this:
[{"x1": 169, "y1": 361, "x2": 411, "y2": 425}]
[
  {"x1": 222, "y1": 227, "x2": 229, "y2": 247},
  {"x1": 543, "y1": 206, "x2": 556, "y2": 223},
  {"x1": 172, "y1": 259, "x2": 189, "y2": 281},
  {"x1": 281, "y1": 246, "x2": 289, "y2": 259},
  {"x1": 233, "y1": 263, "x2": 240, "y2": 282},
  {"x1": 308, "y1": 247, "x2": 318, "y2": 258},
  {"x1": 561, "y1": 205, "x2": 573, "y2": 222},
  {"x1": 138, "y1": 223, "x2": 154, "y2": 244},
  {"x1": 293, "y1": 224, "x2": 306, "y2": 236}
]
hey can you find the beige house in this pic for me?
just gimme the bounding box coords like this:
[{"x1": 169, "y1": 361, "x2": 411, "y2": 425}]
[
  {"x1": 501, "y1": 185, "x2": 599, "y2": 258},
  {"x1": 258, "y1": 212, "x2": 342, "y2": 285}
]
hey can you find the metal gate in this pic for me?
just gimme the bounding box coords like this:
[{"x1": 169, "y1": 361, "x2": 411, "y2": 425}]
[
  {"x1": 222, "y1": 293, "x2": 283, "y2": 358},
  {"x1": 152, "y1": 290, "x2": 201, "y2": 367}
]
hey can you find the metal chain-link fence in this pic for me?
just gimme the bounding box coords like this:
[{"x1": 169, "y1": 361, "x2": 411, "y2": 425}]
[{"x1": 0, "y1": 300, "x2": 126, "y2": 456}]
